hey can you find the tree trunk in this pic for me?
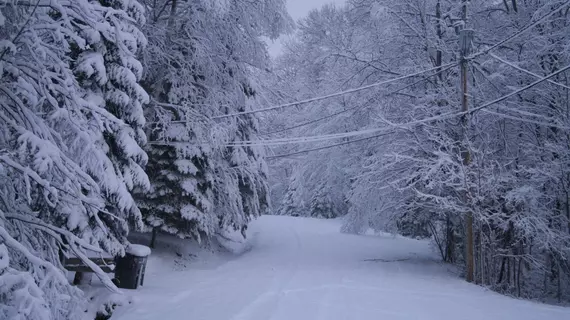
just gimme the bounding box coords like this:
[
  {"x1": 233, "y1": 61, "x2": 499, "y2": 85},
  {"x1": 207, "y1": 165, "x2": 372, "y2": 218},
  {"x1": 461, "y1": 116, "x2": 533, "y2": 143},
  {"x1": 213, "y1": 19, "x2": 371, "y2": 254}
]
[
  {"x1": 507, "y1": 257, "x2": 511, "y2": 288},
  {"x1": 445, "y1": 216, "x2": 455, "y2": 263},
  {"x1": 498, "y1": 256, "x2": 506, "y2": 285},
  {"x1": 517, "y1": 256, "x2": 523, "y2": 297},
  {"x1": 150, "y1": 227, "x2": 158, "y2": 249},
  {"x1": 557, "y1": 262, "x2": 562, "y2": 303},
  {"x1": 435, "y1": 0, "x2": 443, "y2": 82},
  {"x1": 566, "y1": 190, "x2": 570, "y2": 234}
]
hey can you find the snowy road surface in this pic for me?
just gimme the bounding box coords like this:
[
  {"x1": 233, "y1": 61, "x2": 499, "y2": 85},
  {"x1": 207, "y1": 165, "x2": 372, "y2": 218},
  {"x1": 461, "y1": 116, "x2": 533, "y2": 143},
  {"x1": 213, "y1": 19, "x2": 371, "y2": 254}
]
[{"x1": 114, "y1": 216, "x2": 570, "y2": 320}]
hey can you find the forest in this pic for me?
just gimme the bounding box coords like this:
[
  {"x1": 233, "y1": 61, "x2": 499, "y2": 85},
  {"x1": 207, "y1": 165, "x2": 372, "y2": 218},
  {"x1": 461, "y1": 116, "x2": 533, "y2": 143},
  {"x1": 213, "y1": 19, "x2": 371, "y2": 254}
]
[
  {"x1": 1, "y1": 0, "x2": 569, "y2": 319},
  {"x1": 0, "y1": 0, "x2": 290, "y2": 318},
  {"x1": 267, "y1": 0, "x2": 570, "y2": 303}
]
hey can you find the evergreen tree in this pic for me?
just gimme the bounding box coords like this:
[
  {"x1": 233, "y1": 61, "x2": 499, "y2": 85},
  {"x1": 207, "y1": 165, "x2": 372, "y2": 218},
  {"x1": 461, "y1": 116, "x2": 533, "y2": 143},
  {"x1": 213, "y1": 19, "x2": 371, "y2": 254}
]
[
  {"x1": 0, "y1": 1, "x2": 149, "y2": 318},
  {"x1": 278, "y1": 173, "x2": 307, "y2": 217},
  {"x1": 137, "y1": 0, "x2": 291, "y2": 242},
  {"x1": 73, "y1": 0, "x2": 150, "y2": 254},
  {"x1": 309, "y1": 186, "x2": 341, "y2": 219}
]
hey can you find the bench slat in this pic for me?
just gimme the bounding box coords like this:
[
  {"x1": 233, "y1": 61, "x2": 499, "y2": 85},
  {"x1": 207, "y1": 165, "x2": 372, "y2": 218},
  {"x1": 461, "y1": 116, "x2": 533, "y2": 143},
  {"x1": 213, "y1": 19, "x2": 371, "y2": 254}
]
[
  {"x1": 66, "y1": 265, "x2": 114, "y2": 273},
  {"x1": 63, "y1": 257, "x2": 115, "y2": 273},
  {"x1": 63, "y1": 257, "x2": 114, "y2": 266}
]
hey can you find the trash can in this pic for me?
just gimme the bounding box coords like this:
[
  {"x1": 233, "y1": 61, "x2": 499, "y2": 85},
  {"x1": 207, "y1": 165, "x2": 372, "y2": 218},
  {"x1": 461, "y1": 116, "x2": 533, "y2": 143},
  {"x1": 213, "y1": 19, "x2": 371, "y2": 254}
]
[{"x1": 114, "y1": 244, "x2": 151, "y2": 289}]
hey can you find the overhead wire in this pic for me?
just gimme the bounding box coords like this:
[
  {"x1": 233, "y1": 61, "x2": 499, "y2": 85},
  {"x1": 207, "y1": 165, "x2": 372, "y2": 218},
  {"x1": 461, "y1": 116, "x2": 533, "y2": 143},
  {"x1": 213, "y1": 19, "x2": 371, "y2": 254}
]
[
  {"x1": 211, "y1": 62, "x2": 457, "y2": 119},
  {"x1": 237, "y1": 62, "x2": 570, "y2": 146},
  {"x1": 489, "y1": 53, "x2": 570, "y2": 90},
  {"x1": 147, "y1": 2, "x2": 570, "y2": 149},
  {"x1": 148, "y1": 0, "x2": 569, "y2": 128},
  {"x1": 266, "y1": 106, "x2": 570, "y2": 160},
  {"x1": 261, "y1": 64, "x2": 456, "y2": 136},
  {"x1": 145, "y1": 63, "x2": 456, "y2": 125},
  {"x1": 481, "y1": 109, "x2": 570, "y2": 130},
  {"x1": 152, "y1": 0, "x2": 570, "y2": 123},
  {"x1": 465, "y1": 63, "x2": 570, "y2": 115},
  {"x1": 468, "y1": 0, "x2": 570, "y2": 61},
  {"x1": 266, "y1": 132, "x2": 396, "y2": 160},
  {"x1": 261, "y1": 96, "x2": 377, "y2": 136},
  {"x1": 148, "y1": 62, "x2": 570, "y2": 148}
]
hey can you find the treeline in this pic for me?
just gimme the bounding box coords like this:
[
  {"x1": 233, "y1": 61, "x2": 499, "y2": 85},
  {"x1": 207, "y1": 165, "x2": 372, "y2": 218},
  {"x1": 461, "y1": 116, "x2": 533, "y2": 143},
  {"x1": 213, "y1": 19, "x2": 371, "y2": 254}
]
[{"x1": 267, "y1": 0, "x2": 570, "y2": 302}]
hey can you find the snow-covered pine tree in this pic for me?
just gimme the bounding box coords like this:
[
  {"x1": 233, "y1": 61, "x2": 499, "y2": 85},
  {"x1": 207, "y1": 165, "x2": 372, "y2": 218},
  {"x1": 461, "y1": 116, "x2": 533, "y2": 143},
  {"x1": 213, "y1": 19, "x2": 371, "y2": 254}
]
[
  {"x1": 215, "y1": 87, "x2": 271, "y2": 233},
  {"x1": 277, "y1": 172, "x2": 307, "y2": 217},
  {"x1": 137, "y1": 0, "x2": 291, "y2": 242},
  {"x1": 137, "y1": 0, "x2": 220, "y2": 241},
  {"x1": 73, "y1": 0, "x2": 150, "y2": 254},
  {"x1": 1, "y1": 1, "x2": 149, "y2": 318},
  {"x1": 279, "y1": 158, "x2": 348, "y2": 219},
  {"x1": 309, "y1": 185, "x2": 341, "y2": 219}
]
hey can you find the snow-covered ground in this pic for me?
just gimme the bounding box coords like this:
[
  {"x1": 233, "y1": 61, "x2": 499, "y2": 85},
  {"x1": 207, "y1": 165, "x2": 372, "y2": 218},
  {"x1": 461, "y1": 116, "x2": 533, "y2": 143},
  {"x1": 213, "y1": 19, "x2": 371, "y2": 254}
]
[{"x1": 113, "y1": 216, "x2": 570, "y2": 320}]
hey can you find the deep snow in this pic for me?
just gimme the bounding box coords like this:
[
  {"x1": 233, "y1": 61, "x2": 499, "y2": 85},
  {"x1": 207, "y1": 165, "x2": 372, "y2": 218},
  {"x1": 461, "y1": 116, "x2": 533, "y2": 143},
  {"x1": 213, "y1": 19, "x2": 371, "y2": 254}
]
[{"x1": 113, "y1": 216, "x2": 570, "y2": 320}]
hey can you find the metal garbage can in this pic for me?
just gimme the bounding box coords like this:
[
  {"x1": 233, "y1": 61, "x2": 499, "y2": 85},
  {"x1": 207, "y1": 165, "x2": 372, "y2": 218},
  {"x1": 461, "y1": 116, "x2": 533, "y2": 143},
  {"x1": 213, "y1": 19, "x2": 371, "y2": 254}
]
[{"x1": 114, "y1": 244, "x2": 151, "y2": 289}]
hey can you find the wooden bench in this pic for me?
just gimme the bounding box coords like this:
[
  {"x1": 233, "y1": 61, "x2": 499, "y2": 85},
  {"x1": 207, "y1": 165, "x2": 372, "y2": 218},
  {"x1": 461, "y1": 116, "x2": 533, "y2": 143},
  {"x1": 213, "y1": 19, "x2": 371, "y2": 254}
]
[
  {"x1": 61, "y1": 245, "x2": 151, "y2": 289},
  {"x1": 61, "y1": 253, "x2": 115, "y2": 285}
]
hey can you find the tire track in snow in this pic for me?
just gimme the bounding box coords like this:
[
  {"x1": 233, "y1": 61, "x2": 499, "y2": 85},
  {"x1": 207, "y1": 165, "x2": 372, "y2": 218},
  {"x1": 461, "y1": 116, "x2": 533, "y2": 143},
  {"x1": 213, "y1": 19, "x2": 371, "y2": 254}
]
[
  {"x1": 230, "y1": 225, "x2": 302, "y2": 320},
  {"x1": 164, "y1": 232, "x2": 263, "y2": 307},
  {"x1": 266, "y1": 226, "x2": 303, "y2": 320},
  {"x1": 315, "y1": 278, "x2": 336, "y2": 320}
]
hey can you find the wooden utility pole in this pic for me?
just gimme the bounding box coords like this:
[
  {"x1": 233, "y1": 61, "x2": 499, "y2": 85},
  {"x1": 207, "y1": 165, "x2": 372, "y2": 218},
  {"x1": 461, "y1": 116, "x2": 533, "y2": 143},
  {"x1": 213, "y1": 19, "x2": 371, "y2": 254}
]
[
  {"x1": 459, "y1": 0, "x2": 475, "y2": 283},
  {"x1": 168, "y1": 0, "x2": 178, "y2": 29}
]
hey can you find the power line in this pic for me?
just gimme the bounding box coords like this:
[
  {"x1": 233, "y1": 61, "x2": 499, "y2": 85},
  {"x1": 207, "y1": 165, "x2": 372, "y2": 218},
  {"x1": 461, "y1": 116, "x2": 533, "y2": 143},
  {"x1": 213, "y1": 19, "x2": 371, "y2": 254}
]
[
  {"x1": 266, "y1": 108, "x2": 570, "y2": 162},
  {"x1": 261, "y1": 64, "x2": 456, "y2": 136},
  {"x1": 469, "y1": 0, "x2": 570, "y2": 60},
  {"x1": 236, "y1": 62, "x2": 570, "y2": 146},
  {"x1": 261, "y1": 96, "x2": 376, "y2": 136},
  {"x1": 490, "y1": 53, "x2": 570, "y2": 90},
  {"x1": 148, "y1": 121, "x2": 394, "y2": 147},
  {"x1": 468, "y1": 63, "x2": 570, "y2": 115},
  {"x1": 149, "y1": 99, "x2": 570, "y2": 149},
  {"x1": 211, "y1": 63, "x2": 457, "y2": 119},
  {"x1": 225, "y1": 130, "x2": 382, "y2": 146},
  {"x1": 145, "y1": 3, "x2": 569, "y2": 127},
  {"x1": 146, "y1": 63, "x2": 453, "y2": 126},
  {"x1": 266, "y1": 132, "x2": 396, "y2": 160},
  {"x1": 261, "y1": 4, "x2": 570, "y2": 158},
  {"x1": 471, "y1": 95, "x2": 564, "y2": 123},
  {"x1": 481, "y1": 109, "x2": 570, "y2": 130},
  {"x1": 148, "y1": 62, "x2": 570, "y2": 148},
  {"x1": 377, "y1": 62, "x2": 570, "y2": 131}
]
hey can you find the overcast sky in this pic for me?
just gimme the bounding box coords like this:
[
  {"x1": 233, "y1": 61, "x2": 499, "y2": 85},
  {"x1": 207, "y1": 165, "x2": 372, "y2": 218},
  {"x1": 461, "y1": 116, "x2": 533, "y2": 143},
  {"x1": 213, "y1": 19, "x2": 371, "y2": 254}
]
[{"x1": 267, "y1": 0, "x2": 346, "y2": 57}]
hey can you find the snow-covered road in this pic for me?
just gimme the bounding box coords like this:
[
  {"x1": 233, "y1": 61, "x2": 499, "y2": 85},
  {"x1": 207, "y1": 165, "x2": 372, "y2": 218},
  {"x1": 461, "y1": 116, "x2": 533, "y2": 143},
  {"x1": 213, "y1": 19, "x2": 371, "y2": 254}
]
[{"x1": 114, "y1": 216, "x2": 570, "y2": 320}]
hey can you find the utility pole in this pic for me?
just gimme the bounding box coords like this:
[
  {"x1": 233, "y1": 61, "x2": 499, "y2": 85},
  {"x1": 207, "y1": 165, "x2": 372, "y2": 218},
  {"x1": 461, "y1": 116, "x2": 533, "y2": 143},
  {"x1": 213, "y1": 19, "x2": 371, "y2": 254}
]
[
  {"x1": 459, "y1": 0, "x2": 475, "y2": 283},
  {"x1": 168, "y1": 0, "x2": 178, "y2": 29}
]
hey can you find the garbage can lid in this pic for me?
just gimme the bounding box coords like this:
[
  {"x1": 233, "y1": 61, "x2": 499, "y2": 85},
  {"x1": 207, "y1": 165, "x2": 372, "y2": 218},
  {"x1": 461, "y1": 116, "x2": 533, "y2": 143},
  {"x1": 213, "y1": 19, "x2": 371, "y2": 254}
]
[{"x1": 127, "y1": 244, "x2": 151, "y2": 257}]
